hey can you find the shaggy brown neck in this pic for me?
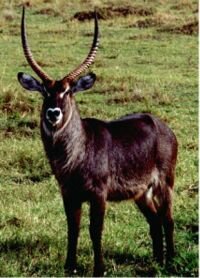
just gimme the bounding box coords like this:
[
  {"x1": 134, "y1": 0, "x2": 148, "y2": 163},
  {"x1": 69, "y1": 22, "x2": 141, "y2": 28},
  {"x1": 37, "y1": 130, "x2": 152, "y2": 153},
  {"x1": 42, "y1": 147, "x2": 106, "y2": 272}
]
[{"x1": 41, "y1": 100, "x2": 86, "y2": 175}]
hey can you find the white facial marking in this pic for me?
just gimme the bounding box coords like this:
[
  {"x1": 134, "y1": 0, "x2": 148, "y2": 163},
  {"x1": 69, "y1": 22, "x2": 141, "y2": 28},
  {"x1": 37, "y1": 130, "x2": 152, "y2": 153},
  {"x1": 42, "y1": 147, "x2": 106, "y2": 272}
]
[
  {"x1": 60, "y1": 84, "x2": 70, "y2": 99},
  {"x1": 42, "y1": 95, "x2": 73, "y2": 137},
  {"x1": 43, "y1": 86, "x2": 51, "y2": 97},
  {"x1": 46, "y1": 107, "x2": 63, "y2": 126},
  {"x1": 43, "y1": 103, "x2": 72, "y2": 137},
  {"x1": 55, "y1": 102, "x2": 73, "y2": 136}
]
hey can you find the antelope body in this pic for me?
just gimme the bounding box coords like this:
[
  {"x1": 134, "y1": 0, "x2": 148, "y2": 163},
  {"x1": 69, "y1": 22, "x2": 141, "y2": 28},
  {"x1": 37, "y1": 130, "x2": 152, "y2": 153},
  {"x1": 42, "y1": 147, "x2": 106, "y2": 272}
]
[{"x1": 18, "y1": 7, "x2": 178, "y2": 277}]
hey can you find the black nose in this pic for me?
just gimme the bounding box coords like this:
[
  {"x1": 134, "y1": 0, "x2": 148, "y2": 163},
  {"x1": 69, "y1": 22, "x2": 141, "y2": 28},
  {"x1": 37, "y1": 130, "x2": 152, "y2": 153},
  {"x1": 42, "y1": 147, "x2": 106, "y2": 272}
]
[{"x1": 46, "y1": 108, "x2": 61, "y2": 123}]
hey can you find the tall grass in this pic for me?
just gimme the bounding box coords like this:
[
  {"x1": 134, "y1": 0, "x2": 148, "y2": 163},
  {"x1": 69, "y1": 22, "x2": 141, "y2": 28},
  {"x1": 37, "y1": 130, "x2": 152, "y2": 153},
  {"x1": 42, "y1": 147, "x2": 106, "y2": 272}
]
[{"x1": 0, "y1": 0, "x2": 198, "y2": 276}]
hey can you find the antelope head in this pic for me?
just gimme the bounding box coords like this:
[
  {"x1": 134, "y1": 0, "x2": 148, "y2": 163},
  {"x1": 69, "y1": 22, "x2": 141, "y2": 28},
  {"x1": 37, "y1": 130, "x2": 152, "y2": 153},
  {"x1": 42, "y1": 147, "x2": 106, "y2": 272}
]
[{"x1": 18, "y1": 7, "x2": 99, "y2": 129}]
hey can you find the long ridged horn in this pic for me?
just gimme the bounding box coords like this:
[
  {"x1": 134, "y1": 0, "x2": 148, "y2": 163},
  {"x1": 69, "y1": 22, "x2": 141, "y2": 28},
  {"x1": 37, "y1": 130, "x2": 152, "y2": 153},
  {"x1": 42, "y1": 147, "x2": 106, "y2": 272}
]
[
  {"x1": 62, "y1": 11, "x2": 99, "y2": 83},
  {"x1": 21, "y1": 6, "x2": 53, "y2": 82}
]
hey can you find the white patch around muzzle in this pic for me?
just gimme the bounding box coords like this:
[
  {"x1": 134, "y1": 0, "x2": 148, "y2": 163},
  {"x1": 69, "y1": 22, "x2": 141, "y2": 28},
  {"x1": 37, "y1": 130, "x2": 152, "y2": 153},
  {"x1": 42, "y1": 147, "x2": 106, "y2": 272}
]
[{"x1": 46, "y1": 107, "x2": 63, "y2": 126}]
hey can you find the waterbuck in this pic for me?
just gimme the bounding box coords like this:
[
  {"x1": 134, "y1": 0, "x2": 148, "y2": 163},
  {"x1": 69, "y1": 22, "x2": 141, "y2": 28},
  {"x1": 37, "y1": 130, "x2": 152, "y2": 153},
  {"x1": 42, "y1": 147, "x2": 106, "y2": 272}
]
[{"x1": 17, "y1": 7, "x2": 178, "y2": 277}]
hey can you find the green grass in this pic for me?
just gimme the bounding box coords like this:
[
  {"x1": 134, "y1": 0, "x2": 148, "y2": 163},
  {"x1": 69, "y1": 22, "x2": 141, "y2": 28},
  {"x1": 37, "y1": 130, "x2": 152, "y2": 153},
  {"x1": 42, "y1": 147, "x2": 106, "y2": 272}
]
[{"x1": 0, "y1": 0, "x2": 198, "y2": 277}]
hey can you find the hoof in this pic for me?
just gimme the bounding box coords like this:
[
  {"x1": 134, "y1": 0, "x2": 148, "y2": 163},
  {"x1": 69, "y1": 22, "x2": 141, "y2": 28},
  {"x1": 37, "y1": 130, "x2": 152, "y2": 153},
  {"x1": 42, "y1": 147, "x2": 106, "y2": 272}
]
[
  {"x1": 93, "y1": 265, "x2": 105, "y2": 277},
  {"x1": 64, "y1": 261, "x2": 77, "y2": 275}
]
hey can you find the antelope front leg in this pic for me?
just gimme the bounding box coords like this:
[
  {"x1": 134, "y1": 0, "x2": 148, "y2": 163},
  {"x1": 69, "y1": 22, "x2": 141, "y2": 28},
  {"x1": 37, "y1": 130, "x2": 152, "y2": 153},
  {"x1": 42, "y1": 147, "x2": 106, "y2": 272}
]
[
  {"x1": 89, "y1": 196, "x2": 106, "y2": 277},
  {"x1": 63, "y1": 199, "x2": 82, "y2": 274}
]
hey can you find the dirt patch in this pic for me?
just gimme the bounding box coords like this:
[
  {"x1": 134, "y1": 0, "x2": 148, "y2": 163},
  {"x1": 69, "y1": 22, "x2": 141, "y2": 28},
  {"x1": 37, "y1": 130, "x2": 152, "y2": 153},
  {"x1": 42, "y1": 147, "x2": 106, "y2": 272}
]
[
  {"x1": 158, "y1": 19, "x2": 198, "y2": 35},
  {"x1": 7, "y1": 217, "x2": 22, "y2": 227},
  {"x1": 0, "y1": 217, "x2": 23, "y2": 229},
  {"x1": 73, "y1": 5, "x2": 154, "y2": 21},
  {"x1": 34, "y1": 7, "x2": 60, "y2": 17},
  {"x1": 17, "y1": 1, "x2": 32, "y2": 8},
  {"x1": 130, "y1": 16, "x2": 198, "y2": 35},
  {"x1": 1, "y1": 99, "x2": 33, "y2": 114},
  {"x1": 3, "y1": 125, "x2": 37, "y2": 138},
  {"x1": 130, "y1": 17, "x2": 160, "y2": 28},
  {"x1": 129, "y1": 13, "x2": 178, "y2": 29},
  {"x1": 173, "y1": 20, "x2": 198, "y2": 35},
  {"x1": 73, "y1": 10, "x2": 97, "y2": 21}
]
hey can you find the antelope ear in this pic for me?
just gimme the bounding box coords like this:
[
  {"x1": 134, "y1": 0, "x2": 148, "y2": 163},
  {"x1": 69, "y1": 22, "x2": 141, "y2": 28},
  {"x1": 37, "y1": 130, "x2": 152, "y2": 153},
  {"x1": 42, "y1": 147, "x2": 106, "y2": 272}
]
[
  {"x1": 17, "y1": 72, "x2": 43, "y2": 93},
  {"x1": 71, "y1": 73, "x2": 96, "y2": 94}
]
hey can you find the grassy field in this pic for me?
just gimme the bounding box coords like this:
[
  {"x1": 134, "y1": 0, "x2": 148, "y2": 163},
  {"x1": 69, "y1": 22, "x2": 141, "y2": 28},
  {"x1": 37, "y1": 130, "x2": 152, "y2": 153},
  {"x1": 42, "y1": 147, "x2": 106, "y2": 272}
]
[{"x1": 0, "y1": 0, "x2": 198, "y2": 277}]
